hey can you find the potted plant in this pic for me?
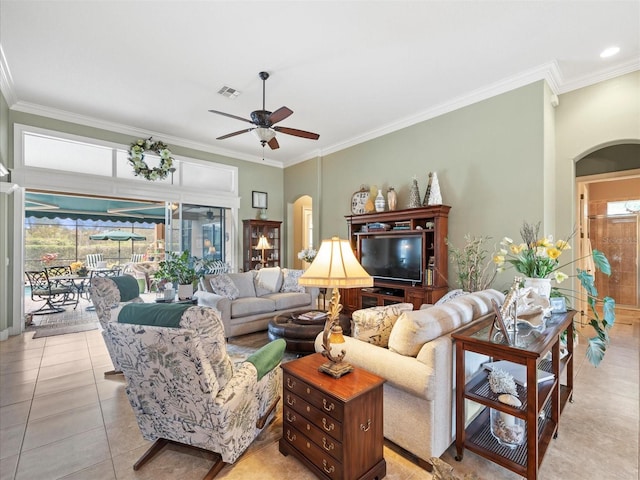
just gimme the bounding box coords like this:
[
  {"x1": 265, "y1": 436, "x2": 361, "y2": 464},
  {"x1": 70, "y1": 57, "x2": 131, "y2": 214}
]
[
  {"x1": 446, "y1": 234, "x2": 497, "y2": 292},
  {"x1": 155, "y1": 250, "x2": 198, "y2": 300},
  {"x1": 493, "y1": 221, "x2": 616, "y2": 366}
]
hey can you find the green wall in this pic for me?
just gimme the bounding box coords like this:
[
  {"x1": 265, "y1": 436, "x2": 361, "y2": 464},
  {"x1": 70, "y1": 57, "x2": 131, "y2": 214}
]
[{"x1": 287, "y1": 81, "x2": 548, "y2": 291}]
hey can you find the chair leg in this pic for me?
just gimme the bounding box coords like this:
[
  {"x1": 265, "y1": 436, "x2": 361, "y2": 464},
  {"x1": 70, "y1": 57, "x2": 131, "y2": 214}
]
[
  {"x1": 203, "y1": 457, "x2": 227, "y2": 480},
  {"x1": 133, "y1": 438, "x2": 168, "y2": 471},
  {"x1": 256, "y1": 396, "x2": 280, "y2": 429},
  {"x1": 103, "y1": 369, "x2": 123, "y2": 378}
]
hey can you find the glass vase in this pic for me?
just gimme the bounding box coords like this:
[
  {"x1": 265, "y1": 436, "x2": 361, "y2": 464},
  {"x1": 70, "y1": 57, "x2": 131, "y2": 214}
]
[{"x1": 490, "y1": 408, "x2": 525, "y2": 448}]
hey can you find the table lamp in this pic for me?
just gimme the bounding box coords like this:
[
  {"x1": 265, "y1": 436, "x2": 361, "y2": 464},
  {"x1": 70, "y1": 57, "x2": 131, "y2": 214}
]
[
  {"x1": 298, "y1": 236, "x2": 373, "y2": 378},
  {"x1": 255, "y1": 235, "x2": 271, "y2": 267}
]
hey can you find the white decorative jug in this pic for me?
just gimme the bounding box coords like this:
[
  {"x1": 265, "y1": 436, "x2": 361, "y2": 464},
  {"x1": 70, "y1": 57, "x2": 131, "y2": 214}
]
[{"x1": 374, "y1": 189, "x2": 386, "y2": 212}]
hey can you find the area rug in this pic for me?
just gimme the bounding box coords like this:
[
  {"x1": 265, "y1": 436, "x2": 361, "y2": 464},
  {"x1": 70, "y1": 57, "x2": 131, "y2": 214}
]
[{"x1": 29, "y1": 309, "x2": 100, "y2": 338}]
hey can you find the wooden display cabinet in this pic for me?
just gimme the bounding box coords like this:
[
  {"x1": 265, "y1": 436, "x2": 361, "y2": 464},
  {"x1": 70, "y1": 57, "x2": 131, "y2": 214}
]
[
  {"x1": 341, "y1": 205, "x2": 450, "y2": 313},
  {"x1": 242, "y1": 219, "x2": 282, "y2": 271}
]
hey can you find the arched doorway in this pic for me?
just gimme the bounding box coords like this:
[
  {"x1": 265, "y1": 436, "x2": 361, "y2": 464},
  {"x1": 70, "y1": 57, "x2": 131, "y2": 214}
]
[
  {"x1": 292, "y1": 195, "x2": 313, "y2": 270},
  {"x1": 576, "y1": 143, "x2": 640, "y2": 309}
]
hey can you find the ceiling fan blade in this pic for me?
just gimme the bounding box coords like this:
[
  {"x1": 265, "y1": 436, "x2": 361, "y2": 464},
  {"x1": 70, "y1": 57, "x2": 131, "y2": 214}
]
[
  {"x1": 273, "y1": 126, "x2": 320, "y2": 140},
  {"x1": 208, "y1": 109, "x2": 254, "y2": 125},
  {"x1": 217, "y1": 128, "x2": 253, "y2": 140},
  {"x1": 268, "y1": 106, "x2": 293, "y2": 125},
  {"x1": 267, "y1": 137, "x2": 280, "y2": 150}
]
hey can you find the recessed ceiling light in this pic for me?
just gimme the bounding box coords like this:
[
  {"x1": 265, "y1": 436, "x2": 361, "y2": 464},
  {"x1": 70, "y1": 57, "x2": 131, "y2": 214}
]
[{"x1": 600, "y1": 46, "x2": 620, "y2": 58}]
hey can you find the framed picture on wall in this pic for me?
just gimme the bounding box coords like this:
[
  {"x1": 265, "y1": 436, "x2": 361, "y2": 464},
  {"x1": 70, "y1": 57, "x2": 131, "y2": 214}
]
[{"x1": 252, "y1": 191, "x2": 268, "y2": 209}]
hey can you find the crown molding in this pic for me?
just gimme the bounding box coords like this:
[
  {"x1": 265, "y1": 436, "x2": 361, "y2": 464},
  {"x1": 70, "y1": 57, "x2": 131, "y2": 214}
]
[
  {"x1": 0, "y1": 44, "x2": 18, "y2": 106},
  {"x1": 10, "y1": 101, "x2": 284, "y2": 169},
  {"x1": 557, "y1": 59, "x2": 640, "y2": 94},
  {"x1": 312, "y1": 62, "x2": 564, "y2": 162}
]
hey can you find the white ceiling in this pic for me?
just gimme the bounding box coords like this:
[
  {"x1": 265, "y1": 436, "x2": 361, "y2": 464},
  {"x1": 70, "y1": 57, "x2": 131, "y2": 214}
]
[{"x1": 1, "y1": 1, "x2": 639, "y2": 167}]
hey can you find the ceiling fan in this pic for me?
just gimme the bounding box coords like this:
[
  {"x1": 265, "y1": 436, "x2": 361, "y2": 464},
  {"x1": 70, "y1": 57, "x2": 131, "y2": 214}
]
[{"x1": 209, "y1": 71, "x2": 320, "y2": 150}]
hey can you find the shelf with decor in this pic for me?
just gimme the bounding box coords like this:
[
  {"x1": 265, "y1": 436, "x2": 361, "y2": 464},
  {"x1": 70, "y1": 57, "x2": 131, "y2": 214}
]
[
  {"x1": 451, "y1": 310, "x2": 575, "y2": 480},
  {"x1": 242, "y1": 219, "x2": 282, "y2": 271},
  {"x1": 341, "y1": 205, "x2": 450, "y2": 313}
]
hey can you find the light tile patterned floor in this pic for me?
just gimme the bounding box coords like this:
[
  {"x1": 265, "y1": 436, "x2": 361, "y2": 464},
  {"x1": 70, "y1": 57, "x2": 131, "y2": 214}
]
[{"x1": 0, "y1": 310, "x2": 638, "y2": 480}]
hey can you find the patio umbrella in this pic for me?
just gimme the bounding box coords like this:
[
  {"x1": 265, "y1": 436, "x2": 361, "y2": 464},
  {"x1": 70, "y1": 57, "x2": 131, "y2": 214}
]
[{"x1": 89, "y1": 230, "x2": 147, "y2": 264}]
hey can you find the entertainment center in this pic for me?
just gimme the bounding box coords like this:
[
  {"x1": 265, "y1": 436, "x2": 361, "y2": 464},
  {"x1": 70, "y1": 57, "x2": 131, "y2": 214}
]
[{"x1": 340, "y1": 205, "x2": 451, "y2": 313}]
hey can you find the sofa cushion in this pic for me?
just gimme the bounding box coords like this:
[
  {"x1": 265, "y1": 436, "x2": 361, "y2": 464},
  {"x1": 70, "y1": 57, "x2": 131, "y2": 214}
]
[
  {"x1": 230, "y1": 297, "x2": 275, "y2": 318},
  {"x1": 255, "y1": 267, "x2": 283, "y2": 296},
  {"x1": 228, "y1": 271, "x2": 257, "y2": 298},
  {"x1": 280, "y1": 268, "x2": 305, "y2": 293},
  {"x1": 352, "y1": 303, "x2": 413, "y2": 347},
  {"x1": 388, "y1": 289, "x2": 504, "y2": 356},
  {"x1": 263, "y1": 292, "x2": 312, "y2": 310},
  {"x1": 209, "y1": 274, "x2": 240, "y2": 299}
]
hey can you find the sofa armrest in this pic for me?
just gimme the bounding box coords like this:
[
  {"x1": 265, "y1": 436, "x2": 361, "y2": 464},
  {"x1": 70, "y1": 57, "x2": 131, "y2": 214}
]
[
  {"x1": 315, "y1": 333, "x2": 435, "y2": 400},
  {"x1": 306, "y1": 286, "x2": 319, "y2": 302},
  {"x1": 195, "y1": 291, "x2": 230, "y2": 316}
]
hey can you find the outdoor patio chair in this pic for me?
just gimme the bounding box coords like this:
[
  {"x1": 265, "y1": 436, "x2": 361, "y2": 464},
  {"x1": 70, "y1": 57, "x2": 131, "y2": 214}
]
[
  {"x1": 86, "y1": 253, "x2": 104, "y2": 269},
  {"x1": 44, "y1": 266, "x2": 80, "y2": 309},
  {"x1": 104, "y1": 301, "x2": 285, "y2": 479},
  {"x1": 25, "y1": 270, "x2": 76, "y2": 315},
  {"x1": 130, "y1": 253, "x2": 145, "y2": 263}
]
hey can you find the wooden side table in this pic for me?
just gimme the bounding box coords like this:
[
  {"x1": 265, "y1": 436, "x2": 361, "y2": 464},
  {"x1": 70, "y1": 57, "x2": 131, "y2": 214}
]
[
  {"x1": 279, "y1": 353, "x2": 386, "y2": 480},
  {"x1": 452, "y1": 310, "x2": 575, "y2": 480}
]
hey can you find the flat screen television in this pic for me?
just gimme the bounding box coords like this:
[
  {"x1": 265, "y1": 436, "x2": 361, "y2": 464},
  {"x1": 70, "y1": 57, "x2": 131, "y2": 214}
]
[{"x1": 360, "y1": 235, "x2": 423, "y2": 283}]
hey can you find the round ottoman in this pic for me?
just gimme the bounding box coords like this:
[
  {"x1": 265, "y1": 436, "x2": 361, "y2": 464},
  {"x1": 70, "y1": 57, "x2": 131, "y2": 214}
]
[{"x1": 267, "y1": 310, "x2": 351, "y2": 354}]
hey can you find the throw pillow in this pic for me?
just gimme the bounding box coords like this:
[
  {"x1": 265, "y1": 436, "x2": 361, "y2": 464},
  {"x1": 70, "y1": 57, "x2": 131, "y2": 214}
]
[
  {"x1": 280, "y1": 268, "x2": 305, "y2": 293},
  {"x1": 227, "y1": 271, "x2": 256, "y2": 298},
  {"x1": 352, "y1": 303, "x2": 413, "y2": 347},
  {"x1": 255, "y1": 267, "x2": 283, "y2": 295},
  {"x1": 209, "y1": 274, "x2": 240, "y2": 300}
]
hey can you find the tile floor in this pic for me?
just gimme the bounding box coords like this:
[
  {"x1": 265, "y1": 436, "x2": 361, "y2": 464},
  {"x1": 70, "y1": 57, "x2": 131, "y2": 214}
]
[{"x1": 0, "y1": 310, "x2": 638, "y2": 480}]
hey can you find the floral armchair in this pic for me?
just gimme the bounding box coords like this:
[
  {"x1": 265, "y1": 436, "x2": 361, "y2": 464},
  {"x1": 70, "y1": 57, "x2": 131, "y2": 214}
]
[
  {"x1": 104, "y1": 303, "x2": 285, "y2": 478},
  {"x1": 89, "y1": 275, "x2": 144, "y2": 376}
]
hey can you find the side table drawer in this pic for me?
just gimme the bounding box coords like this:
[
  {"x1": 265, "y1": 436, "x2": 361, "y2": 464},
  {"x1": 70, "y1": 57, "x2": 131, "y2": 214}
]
[
  {"x1": 284, "y1": 391, "x2": 343, "y2": 440},
  {"x1": 283, "y1": 423, "x2": 343, "y2": 480},
  {"x1": 284, "y1": 406, "x2": 344, "y2": 462},
  {"x1": 284, "y1": 373, "x2": 344, "y2": 422}
]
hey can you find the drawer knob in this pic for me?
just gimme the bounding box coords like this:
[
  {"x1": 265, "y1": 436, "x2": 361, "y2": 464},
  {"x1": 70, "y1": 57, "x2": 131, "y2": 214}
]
[
  {"x1": 286, "y1": 430, "x2": 296, "y2": 442},
  {"x1": 322, "y1": 399, "x2": 335, "y2": 412},
  {"x1": 322, "y1": 437, "x2": 335, "y2": 451},
  {"x1": 286, "y1": 378, "x2": 296, "y2": 389},
  {"x1": 322, "y1": 418, "x2": 335, "y2": 432},
  {"x1": 306, "y1": 387, "x2": 310, "y2": 394},
  {"x1": 360, "y1": 419, "x2": 372, "y2": 432},
  {"x1": 322, "y1": 460, "x2": 335, "y2": 474},
  {"x1": 286, "y1": 395, "x2": 296, "y2": 406},
  {"x1": 285, "y1": 411, "x2": 297, "y2": 423}
]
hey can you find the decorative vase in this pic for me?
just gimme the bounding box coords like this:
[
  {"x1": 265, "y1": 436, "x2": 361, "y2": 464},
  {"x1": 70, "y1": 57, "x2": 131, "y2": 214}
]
[
  {"x1": 490, "y1": 408, "x2": 525, "y2": 448},
  {"x1": 259, "y1": 209, "x2": 268, "y2": 220},
  {"x1": 374, "y1": 189, "x2": 386, "y2": 212},
  {"x1": 524, "y1": 277, "x2": 552, "y2": 299},
  {"x1": 387, "y1": 187, "x2": 397, "y2": 211}
]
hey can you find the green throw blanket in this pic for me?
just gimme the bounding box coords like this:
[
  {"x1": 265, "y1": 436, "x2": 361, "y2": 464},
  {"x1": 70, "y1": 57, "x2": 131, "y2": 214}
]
[
  {"x1": 246, "y1": 339, "x2": 286, "y2": 380},
  {"x1": 118, "y1": 303, "x2": 192, "y2": 328}
]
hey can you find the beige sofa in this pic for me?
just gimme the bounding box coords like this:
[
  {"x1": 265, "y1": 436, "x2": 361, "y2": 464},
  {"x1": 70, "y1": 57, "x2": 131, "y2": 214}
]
[
  {"x1": 315, "y1": 289, "x2": 504, "y2": 469},
  {"x1": 195, "y1": 267, "x2": 319, "y2": 338}
]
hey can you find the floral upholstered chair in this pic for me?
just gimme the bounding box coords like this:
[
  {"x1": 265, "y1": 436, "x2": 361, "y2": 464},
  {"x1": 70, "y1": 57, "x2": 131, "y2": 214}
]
[
  {"x1": 103, "y1": 302, "x2": 285, "y2": 478},
  {"x1": 89, "y1": 275, "x2": 144, "y2": 376}
]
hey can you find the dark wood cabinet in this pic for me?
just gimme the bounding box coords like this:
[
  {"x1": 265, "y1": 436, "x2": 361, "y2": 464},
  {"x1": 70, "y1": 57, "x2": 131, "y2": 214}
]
[
  {"x1": 280, "y1": 353, "x2": 386, "y2": 480},
  {"x1": 341, "y1": 205, "x2": 450, "y2": 313},
  {"x1": 242, "y1": 219, "x2": 281, "y2": 271},
  {"x1": 452, "y1": 311, "x2": 575, "y2": 480}
]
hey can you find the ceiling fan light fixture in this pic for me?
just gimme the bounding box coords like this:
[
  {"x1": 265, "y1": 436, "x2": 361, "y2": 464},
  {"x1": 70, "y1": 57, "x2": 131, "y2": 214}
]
[{"x1": 252, "y1": 127, "x2": 276, "y2": 143}]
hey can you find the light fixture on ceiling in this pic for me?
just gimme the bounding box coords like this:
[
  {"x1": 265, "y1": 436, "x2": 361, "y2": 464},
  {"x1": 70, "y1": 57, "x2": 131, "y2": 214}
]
[
  {"x1": 251, "y1": 127, "x2": 276, "y2": 146},
  {"x1": 600, "y1": 46, "x2": 620, "y2": 58}
]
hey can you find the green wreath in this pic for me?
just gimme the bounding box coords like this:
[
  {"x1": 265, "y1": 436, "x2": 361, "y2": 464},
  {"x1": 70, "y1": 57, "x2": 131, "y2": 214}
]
[{"x1": 128, "y1": 137, "x2": 174, "y2": 181}]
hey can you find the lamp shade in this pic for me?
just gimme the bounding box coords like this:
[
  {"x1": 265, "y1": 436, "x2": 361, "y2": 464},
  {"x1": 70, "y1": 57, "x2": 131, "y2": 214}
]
[
  {"x1": 298, "y1": 236, "x2": 373, "y2": 289},
  {"x1": 252, "y1": 128, "x2": 276, "y2": 142},
  {"x1": 256, "y1": 235, "x2": 271, "y2": 250}
]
